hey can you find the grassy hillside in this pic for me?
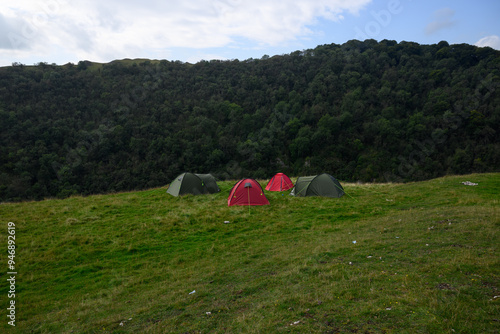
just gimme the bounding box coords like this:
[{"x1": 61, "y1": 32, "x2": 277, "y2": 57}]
[{"x1": 1, "y1": 173, "x2": 498, "y2": 333}]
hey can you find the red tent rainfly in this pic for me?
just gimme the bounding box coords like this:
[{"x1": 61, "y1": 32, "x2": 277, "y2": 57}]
[
  {"x1": 265, "y1": 173, "x2": 294, "y2": 191},
  {"x1": 228, "y1": 178, "x2": 270, "y2": 206}
]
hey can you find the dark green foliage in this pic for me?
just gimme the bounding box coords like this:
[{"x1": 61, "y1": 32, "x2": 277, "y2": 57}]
[{"x1": 1, "y1": 40, "x2": 499, "y2": 201}]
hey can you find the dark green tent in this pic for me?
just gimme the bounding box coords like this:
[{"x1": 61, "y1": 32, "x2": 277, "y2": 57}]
[
  {"x1": 196, "y1": 174, "x2": 220, "y2": 193},
  {"x1": 290, "y1": 173, "x2": 344, "y2": 198},
  {"x1": 166, "y1": 173, "x2": 220, "y2": 196}
]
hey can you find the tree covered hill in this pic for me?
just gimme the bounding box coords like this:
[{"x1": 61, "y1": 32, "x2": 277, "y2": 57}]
[{"x1": 1, "y1": 39, "x2": 499, "y2": 201}]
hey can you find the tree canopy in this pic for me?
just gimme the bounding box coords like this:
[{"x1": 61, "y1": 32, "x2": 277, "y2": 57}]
[{"x1": 1, "y1": 40, "x2": 499, "y2": 201}]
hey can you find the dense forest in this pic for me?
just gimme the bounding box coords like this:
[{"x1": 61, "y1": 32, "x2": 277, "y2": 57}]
[{"x1": 1, "y1": 39, "x2": 499, "y2": 201}]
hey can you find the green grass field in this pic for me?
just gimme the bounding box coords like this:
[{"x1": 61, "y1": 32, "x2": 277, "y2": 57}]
[{"x1": 1, "y1": 173, "x2": 498, "y2": 333}]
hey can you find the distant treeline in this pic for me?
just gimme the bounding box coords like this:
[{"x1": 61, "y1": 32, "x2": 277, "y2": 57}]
[{"x1": 1, "y1": 39, "x2": 499, "y2": 201}]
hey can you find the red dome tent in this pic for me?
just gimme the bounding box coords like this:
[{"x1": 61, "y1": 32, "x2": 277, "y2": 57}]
[
  {"x1": 228, "y1": 179, "x2": 270, "y2": 206},
  {"x1": 265, "y1": 173, "x2": 294, "y2": 191}
]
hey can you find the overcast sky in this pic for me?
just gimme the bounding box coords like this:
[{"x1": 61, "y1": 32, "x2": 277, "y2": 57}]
[{"x1": 1, "y1": 0, "x2": 499, "y2": 67}]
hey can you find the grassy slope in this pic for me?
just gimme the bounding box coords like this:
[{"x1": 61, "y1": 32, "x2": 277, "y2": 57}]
[{"x1": 0, "y1": 173, "x2": 498, "y2": 333}]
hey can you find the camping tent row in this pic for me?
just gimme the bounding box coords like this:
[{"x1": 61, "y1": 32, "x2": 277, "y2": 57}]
[{"x1": 167, "y1": 172, "x2": 345, "y2": 206}]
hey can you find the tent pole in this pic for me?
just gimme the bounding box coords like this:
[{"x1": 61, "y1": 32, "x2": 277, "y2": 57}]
[{"x1": 248, "y1": 187, "x2": 251, "y2": 214}]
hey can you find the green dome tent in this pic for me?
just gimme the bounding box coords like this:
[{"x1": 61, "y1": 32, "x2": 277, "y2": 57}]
[
  {"x1": 166, "y1": 173, "x2": 220, "y2": 196},
  {"x1": 290, "y1": 173, "x2": 344, "y2": 198}
]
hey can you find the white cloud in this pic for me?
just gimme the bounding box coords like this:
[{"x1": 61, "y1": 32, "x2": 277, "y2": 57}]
[
  {"x1": 0, "y1": 0, "x2": 371, "y2": 65},
  {"x1": 475, "y1": 35, "x2": 500, "y2": 50},
  {"x1": 0, "y1": 13, "x2": 33, "y2": 50},
  {"x1": 425, "y1": 7, "x2": 457, "y2": 35}
]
